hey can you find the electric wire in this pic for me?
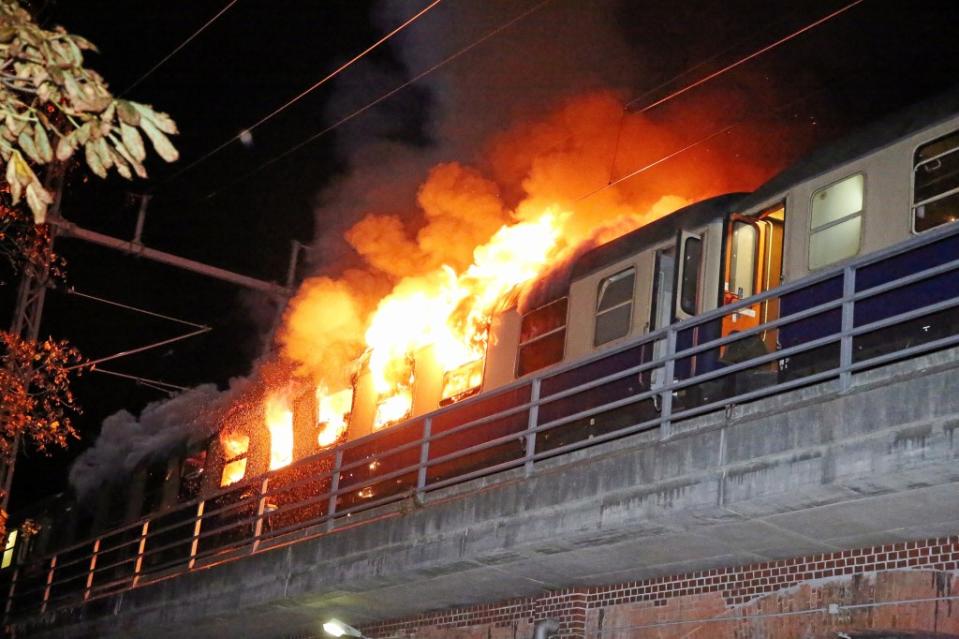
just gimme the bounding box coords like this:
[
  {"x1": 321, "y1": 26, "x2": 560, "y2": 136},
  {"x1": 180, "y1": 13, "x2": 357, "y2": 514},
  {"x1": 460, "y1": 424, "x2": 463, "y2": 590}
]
[
  {"x1": 120, "y1": 0, "x2": 242, "y2": 97},
  {"x1": 161, "y1": 0, "x2": 446, "y2": 187},
  {"x1": 626, "y1": 0, "x2": 867, "y2": 115},
  {"x1": 198, "y1": 0, "x2": 555, "y2": 202},
  {"x1": 69, "y1": 326, "x2": 211, "y2": 371},
  {"x1": 90, "y1": 368, "x2": 188, "y2": 394},
  {"x1": 580, "y1": 70, "x2": 851, "y2": 202},
  {"x1": 65, "y1": 287, "x2": 208, "y2": 329}
]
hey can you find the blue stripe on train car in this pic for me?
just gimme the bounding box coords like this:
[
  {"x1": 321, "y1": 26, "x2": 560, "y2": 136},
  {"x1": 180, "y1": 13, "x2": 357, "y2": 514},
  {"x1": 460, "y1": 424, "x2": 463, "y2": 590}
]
[{"x1": 854, "y1": 231, "x2": 959, "y2": 329}]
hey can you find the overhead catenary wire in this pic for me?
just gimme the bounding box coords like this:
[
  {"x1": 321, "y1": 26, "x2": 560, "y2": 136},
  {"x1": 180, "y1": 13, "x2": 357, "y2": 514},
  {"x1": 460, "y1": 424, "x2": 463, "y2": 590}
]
[
  {"x1": 65, "y1": 287, "x2": 208, "y2": 329},
  {"x1": 161, "y1": 0, "x2": 446, "y2": 188},
  {"x1": 626, "y1": 0, "x2": 867, "y2": 114},
  {"x1": 199, "y1": 0, "x2": 556, "y2": 202},
  {"x1": 90, "y1": 367, "x2": 188, "y2": 394},
  {"x1": 581, "y1": 68, "x2": 857, "y2": 202},
  {"x1": 70, "y1": 325, "x2": 211, "y2": 371},
  {"x1": 120, "y1": 0, "x2": 242, "y2": 97}
]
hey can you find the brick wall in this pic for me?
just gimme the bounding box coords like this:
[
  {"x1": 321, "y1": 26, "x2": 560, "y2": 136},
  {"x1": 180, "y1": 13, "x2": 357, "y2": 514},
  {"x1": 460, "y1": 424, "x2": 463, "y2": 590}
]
[{"x1": 363, "y1": 535, "x2": 959, "y2": 639}]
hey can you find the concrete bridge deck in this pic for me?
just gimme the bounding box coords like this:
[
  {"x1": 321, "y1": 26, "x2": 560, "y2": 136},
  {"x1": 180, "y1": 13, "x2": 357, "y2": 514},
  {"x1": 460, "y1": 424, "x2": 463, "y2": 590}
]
[{"x1": 23, "y1": 346, "x2": 959, "y2": 639}]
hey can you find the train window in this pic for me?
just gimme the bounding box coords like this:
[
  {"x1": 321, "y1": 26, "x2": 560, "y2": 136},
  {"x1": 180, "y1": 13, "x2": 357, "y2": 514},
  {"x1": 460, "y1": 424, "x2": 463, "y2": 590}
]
[
  {"x1": 220, "y1": 431, "x2": 250, "y2": 487},
  {"x1": 594, "y1": 267, "x2": 635, "y2": 346},
  {"x1": 913, "y1": 130, "x2": 959, "y2": 232},
  {"x1": 809, "y1": 173, "x2": 864, "y2": 269},
  {"x1": 517, "y1": 298, "x2": 567, "y2": 376},
  {"x1": 728, "y1": 223, "x2": 757, "y2": 298},
  {"x1": 1, "y1": 530, "x2": 16, "y2": 569},
  {"x1": 680, "y1": 236, "x2": 703, "y2": 315},
  {"x1": 178, "y1": 446, "x2": 207, "y2": 502}
]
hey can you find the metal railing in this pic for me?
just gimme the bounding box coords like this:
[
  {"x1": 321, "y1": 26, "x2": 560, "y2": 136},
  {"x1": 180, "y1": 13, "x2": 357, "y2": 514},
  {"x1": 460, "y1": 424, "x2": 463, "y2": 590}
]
[{"x1": 5, "y1": 220, "x2": 959, "y2": 623}]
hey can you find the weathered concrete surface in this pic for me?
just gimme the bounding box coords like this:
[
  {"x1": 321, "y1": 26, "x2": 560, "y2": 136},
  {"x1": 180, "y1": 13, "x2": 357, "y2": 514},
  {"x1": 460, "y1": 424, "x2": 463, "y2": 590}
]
[{"x1": 26, "y1": 348, "x2": 959, "y2": 639}]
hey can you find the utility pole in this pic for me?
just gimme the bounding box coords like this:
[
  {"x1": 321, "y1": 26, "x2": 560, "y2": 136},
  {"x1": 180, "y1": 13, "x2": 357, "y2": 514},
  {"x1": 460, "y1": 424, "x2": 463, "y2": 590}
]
[
  {"x1": 0, "y1": 169, "x2": 66, "y2": 519},
  {"x1": 0, "y1": 192, "x2": 299, "y2": 518}
]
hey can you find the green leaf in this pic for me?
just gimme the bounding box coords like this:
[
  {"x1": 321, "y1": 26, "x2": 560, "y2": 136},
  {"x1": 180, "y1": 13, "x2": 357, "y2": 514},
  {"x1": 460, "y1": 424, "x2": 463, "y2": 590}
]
[
  {"x1": 116, "y1": 100, "x2": 140, "y2": 126},
  {"x1": 109, "y1": 147, "x2": 132, "y2": 180},
  {"x1": 112, "y1": 140, "x2": 148, "y2": 179},
  {"x1": 55, "y1": 130, "x2": 76, "y2": 161},
  {"x1": 132, "y1": 102, "x2": 178, "y2": 135},
  {"x1": 83, "y1": 140, "x2": 106, "y2": 178},
  {"x1": 33, "y1": 122, "x2": 52, "y2": 163},
  {"x1": 6, "y1": 154, "x2": 21, "y2": 204},
  {"x1": 94, "y1": 137, "x2": 113, "y2": 171},
  {"x1": 64, "y1": 37, "x2": 83, "y2": 66},
  {"x1": 139, "y1": 118, "x2": 179, "y2": 163},
  {"x1": 25, "y1": 181, "x2": 53, "y2": 224},
  {"x1": 75, "y1": 122, "x2": 91, "y2": 145},
  {"x1": 62, "y1": 70, "x2": 83, "y2": 103},
  {"x1": 119, "y1": 122, "x2": 145, "y2": 162},
  {"x1": 99, "y1": 101, "x2": 116, "y2": 135},
  {"x1": 18, "y1": 127, "x2": 41, "y2": 163},
  {"x1": 69, "y1": 34, "x2": 98, "y2": 52}
]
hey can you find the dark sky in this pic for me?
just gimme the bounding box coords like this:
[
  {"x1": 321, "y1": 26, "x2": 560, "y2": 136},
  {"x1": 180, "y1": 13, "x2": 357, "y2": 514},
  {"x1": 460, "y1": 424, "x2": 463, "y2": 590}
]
[{"x1": 4, "y1": 0, "x2": 959, "y2": 512}]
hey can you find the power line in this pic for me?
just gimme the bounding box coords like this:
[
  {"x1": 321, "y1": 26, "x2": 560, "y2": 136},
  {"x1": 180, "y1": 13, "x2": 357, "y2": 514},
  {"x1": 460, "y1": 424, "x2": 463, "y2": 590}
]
[
  {"x1": 70, "y1": 326, "x2": 211, "y2": 372},
  {"x1": 65, "y1": 287, "x2": 208, "y2": 329},
  {"x1": 121, "y1": 0, "x2": 242, "y2": 97},
  {"x1": 161, "y1": 0, "x2": 447, "y2": 187},
  {"x1": 626, "y1": 0, "x2": 867, "y2": 114},
  {"x1": 198, "y1": 0, "x2": 556, "y2": 202},
  {"x1": 90, "y1": 368, "x2": 188, "y2": 394},
  {"x1": 581, "y1": 69, "x2": 854, "y2": 201}
]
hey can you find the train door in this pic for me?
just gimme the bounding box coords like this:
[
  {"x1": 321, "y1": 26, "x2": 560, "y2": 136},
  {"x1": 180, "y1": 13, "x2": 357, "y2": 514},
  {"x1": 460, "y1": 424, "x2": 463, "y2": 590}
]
[
  {"x1": 648, "y1": 245, "x2": 675, "y2": 388},
  {"x1": 721, "y1": 204, "x2": 785, "y2": 355}
]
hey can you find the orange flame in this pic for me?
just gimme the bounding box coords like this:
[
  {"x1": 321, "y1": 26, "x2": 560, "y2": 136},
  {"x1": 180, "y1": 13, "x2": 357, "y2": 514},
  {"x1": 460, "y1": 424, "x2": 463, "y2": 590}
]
[
  {"x1": 220, "y1": 432, "x2": 249, "y2": 487},
  {"x1": 316, "y1": 386, "x2": 352, "y2": 447},
  {"x1": 364, "y1": 210, "x2": 568, "y2": 413},
  {"x1": 265, "y1": 395, "x2": 294, "y2": 470}
]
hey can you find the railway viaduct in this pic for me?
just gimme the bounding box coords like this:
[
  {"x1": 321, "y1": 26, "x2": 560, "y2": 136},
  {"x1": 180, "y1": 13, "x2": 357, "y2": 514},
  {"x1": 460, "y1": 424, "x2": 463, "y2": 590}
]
[{"x1": 18, "y1": 343, "x2": 959, "y2": 638}]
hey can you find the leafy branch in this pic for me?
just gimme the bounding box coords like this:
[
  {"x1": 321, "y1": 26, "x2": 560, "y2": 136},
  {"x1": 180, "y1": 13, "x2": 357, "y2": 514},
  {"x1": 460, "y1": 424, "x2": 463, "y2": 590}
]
[{"x1": 0, "y1": 1, "x2": 180, "y2": 223}]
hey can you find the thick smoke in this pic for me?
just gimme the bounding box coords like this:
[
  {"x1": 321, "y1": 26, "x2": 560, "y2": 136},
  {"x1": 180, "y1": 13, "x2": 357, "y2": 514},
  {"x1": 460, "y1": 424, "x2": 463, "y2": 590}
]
[{"x1": 68, "y1": 384, "x2": 229, "y2": 499}]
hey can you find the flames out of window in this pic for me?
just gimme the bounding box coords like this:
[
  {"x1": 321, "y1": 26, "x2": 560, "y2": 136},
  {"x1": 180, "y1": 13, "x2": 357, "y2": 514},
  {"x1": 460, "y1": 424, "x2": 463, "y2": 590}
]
[{"x1": 220, "y1": 432, "x2": 250, "y2": 487}]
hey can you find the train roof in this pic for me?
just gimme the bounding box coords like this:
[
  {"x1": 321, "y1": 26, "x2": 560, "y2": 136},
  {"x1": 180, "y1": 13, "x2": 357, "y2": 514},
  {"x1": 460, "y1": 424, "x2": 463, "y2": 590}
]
[
  {"x1": 737, "y1": 86, "x2": 959, "y2": 212},
  {"x1": 570, "y1": 193, "x2": 744, "y2": 281}
]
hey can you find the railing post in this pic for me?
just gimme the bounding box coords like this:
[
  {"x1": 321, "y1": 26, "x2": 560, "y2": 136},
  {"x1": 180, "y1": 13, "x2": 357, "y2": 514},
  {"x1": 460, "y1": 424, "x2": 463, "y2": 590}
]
[
  {"x1": 839, "y1": 265, "x2": 856, "y2": 392},
  {"x1": 326, "y1": 449, "x2": 342, "y2": 532},
  {"x1": 131, "y1": 521, "x2": 149, "y2": 587},
  {"x1": 660, "y1": 328, "x2": 677, "y2": 439},
  {"x1": 83, "y1": 539, "x2": 100, "y2": 601},
  {"x1": 251, "y1": 478, "x2": 270, "y2": 554},
  {"x1": 416, "y1": 417, "x2": 432, "y2": 502},
  {"x1": 188, "y1": 500, "x2": 204, "y2": 570},
  {"x1": 525, "y1": 378, "x2": 541, "y2": 477},
  {"x1": 40, "y1": 554, "x2": 55, "y2": 613},
  {"x1": 4, "y1": 565, "x2": 18, "y2": 622}
]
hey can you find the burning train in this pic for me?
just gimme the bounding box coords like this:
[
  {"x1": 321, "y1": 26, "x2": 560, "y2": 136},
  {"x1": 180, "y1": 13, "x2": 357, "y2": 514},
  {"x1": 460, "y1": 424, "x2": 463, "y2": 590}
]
[{"x1": 3, "y1": 91, "x2": 959, "y2": 608}]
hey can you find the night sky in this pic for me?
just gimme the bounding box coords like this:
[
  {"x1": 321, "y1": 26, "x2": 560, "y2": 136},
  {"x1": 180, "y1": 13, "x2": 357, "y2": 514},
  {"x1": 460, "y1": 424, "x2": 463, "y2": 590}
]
[{"x1": 3, "y1": 0, "x2": 959, "y2": 512}]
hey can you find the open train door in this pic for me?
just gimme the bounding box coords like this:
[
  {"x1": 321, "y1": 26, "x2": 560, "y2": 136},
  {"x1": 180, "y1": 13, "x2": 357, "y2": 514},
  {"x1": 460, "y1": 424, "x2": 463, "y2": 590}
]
[{"x1": 720, "y1": 204, "x2": 785, "y2": 358}]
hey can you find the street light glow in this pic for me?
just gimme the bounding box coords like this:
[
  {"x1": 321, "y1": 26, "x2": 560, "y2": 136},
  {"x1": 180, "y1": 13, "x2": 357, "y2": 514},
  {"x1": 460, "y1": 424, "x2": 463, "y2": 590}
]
[{"x1": 323, "y1": 619, "x2": 363, "y2": 638}]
